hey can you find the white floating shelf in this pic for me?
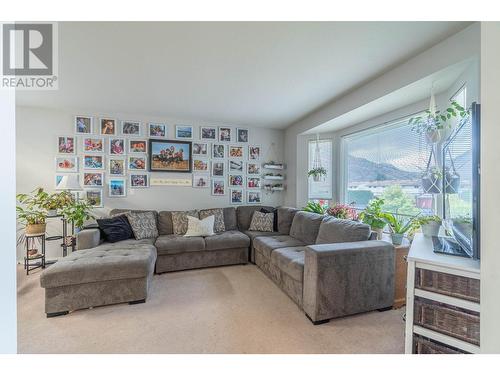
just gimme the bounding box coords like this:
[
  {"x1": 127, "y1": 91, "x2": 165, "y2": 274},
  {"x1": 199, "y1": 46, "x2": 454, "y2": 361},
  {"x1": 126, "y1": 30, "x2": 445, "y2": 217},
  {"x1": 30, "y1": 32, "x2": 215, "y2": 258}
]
[
  {"x1": 263, "y1": 164, "x2": 285, "y2": 170},
  {"x1": 263, "y1": 176, "x2": 284, "y2": 180}
]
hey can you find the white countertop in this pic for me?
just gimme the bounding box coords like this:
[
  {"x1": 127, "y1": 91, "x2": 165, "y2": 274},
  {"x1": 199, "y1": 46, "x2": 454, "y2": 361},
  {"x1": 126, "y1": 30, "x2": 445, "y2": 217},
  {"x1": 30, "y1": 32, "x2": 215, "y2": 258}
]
[{"x1": 408, "y1": 233, "x2": 480, "y2": 275}]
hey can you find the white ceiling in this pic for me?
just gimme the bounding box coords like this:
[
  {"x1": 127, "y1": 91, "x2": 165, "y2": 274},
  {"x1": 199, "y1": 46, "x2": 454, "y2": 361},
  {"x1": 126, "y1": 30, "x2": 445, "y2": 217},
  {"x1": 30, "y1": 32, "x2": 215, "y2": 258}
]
[{"x1": 16, "y1": 22, "x2": 471, "y2": 129}]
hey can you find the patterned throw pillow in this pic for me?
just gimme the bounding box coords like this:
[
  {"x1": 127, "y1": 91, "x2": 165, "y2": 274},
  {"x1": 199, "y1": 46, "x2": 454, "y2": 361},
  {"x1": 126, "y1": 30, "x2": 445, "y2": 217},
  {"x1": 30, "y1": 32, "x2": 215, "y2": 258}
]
[
  {"x1": 184, "y1": 215, "x2": 215, "y2": 237},
  {"x1": 199, "y1": 208, "x2": 225, "y2": 233},
  {"x1": 171, "y1": 210, "x2": 199, "y2": 235},
  {"x1": 125, "y1": 211, "x2": 159, "y2": 240},
  {"x1": 249, "y1": 211, "x2": 274, "y2": 232}
]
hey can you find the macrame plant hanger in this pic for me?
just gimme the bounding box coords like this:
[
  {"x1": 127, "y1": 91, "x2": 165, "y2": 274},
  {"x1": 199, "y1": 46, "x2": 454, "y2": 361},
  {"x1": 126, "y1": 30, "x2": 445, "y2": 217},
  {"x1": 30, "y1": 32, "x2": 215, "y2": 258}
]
[{"x1": 312, "y1": 134, "x2": 323, "y2": 182}]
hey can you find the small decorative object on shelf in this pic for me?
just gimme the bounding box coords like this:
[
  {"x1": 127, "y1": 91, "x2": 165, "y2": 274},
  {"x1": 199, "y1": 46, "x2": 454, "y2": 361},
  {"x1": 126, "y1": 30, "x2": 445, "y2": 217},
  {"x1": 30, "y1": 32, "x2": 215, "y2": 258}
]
[
  {"x1": 262, "y1": 160, "x2": 286, "y2": 193},
  {"x1": 263, "y1": 162, "x2": 285, "y2": 170},
  {"x1": 263, "y1": 183, "x2": 285, "y2": 192},
  {"x1": 263, "y1": 173, "x2": 284, "y2": 180},
  {"x1": 24, "y1": 233, "x2": 45, "y2": 275}
]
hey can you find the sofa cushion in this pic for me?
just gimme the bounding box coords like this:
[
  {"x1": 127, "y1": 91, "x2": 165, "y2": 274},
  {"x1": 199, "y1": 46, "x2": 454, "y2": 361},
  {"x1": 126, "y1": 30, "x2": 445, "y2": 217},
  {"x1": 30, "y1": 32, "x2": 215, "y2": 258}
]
[
  {"x1": 155, "y1": 234, "x2": 205, "y2": 255},
  {"x1": 271, "y1": 247, "x2": 306, "y2": 281},
  {"x1": 126, "y1": 211, "x2": 159, "y2": 239},
  {"x1": 98, "y1": 238, "x2": 156, "y2": 249},
  {"x1": 184, "y1": 215, "x2": 215, "y2": 237},
  {"x1": 171, "y1": 210, "x2": 199, "y2": 235},
  {"x1": 253, "y1": 235, "x2": 306, "y2": 258},
  {"x1": 277, "y1": 207, "x2": 299, "y2": 235},
  {"x1": 316, "y1": 216, "x2": 371, "y2": 244},
  {"x1": 199, "y1": 208, "x2": 225, "y2": 233},
  {"x1": 109, "y1": 209, "x2": 158, "y2": 225},
  {"x1": 236, "y1": 205, "x2": 274, "y2": 231},
  {"x1": 249, "y1": 211, "x2": 274, "y2": 232},
  {"x1": 243, "y1": 230, "x2": 279, "y2": 245},
  {"x1": 223, "y1": 207, "x2": 238, "y2": 231},
  {"x1": 158, "y1": 211, "x2": 173, "y2": 235},
  {"x1": 289, "y1": 211, "x2": 324, "y2": 244},
  {"x1": 96, "y1": 215, "x2": 134, "y2": 243},
  {"x1": 204, "y1": 230, "x2": 250, "y2": 251},
  {"x1": 39, "y1": 245, "x2": 156, "y2": 289}
]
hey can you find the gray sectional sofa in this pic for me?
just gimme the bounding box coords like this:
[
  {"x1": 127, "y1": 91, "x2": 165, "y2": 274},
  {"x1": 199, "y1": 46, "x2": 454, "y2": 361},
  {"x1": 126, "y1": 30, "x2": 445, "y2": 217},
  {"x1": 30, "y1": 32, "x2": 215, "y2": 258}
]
[{"x1": 40, "y1": 205, "x2": 395, "y2": 324}]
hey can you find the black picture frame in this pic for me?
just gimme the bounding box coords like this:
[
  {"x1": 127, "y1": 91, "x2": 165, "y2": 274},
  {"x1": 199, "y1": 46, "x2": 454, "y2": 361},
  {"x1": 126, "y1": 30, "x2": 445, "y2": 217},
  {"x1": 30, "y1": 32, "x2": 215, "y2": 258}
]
[{"x1": 148, "y1": 139, "x2": 192, "y2": 173}]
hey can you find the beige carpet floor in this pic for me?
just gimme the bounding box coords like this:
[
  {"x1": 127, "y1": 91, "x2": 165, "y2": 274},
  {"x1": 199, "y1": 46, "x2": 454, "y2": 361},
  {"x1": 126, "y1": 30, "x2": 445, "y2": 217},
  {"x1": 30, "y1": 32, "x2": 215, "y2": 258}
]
[{"x1": 17, "y1": 264, "x2": 405, "y2": 354}]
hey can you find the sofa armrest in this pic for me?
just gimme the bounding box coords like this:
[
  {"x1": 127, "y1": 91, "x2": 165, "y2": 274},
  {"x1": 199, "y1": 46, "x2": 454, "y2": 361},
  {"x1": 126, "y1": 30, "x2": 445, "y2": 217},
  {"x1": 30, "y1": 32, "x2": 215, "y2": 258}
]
[
  {"x1": 76, "y1": 228, "x2": 101, "y2": 250},
  {"x1": 303, "y1": 240, "x2": 395, "y2": 322}
]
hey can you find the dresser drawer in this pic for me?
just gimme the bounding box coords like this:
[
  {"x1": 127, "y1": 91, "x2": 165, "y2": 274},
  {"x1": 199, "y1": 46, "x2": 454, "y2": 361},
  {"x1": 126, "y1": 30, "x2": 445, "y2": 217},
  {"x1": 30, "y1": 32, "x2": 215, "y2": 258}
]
[
  {"x1": 415, "y1": 268, "x2": 480, "y2": 302},
  {"x1": 414, "y1": 297, "x2": 480, "y2": 346},
  {"x1": 413, "y1": 334, "x2": 467, "y2": 354}
]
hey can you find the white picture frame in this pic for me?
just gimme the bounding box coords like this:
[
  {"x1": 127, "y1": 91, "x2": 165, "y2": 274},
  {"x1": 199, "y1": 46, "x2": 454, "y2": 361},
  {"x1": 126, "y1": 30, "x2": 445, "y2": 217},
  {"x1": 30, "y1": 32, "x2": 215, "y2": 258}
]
[
  {"x1": 109, "y1": 138, "x2": 126, "y2": 155},
  {"x1": 200, "y1": 126, "x2": 217, "y2": 140},
  {"x1": 212, "y1": 144, "x2": 225, "y2": 159},
  {"x1": 229, "y1": 160, "x2": 244, "y2": 173},
  {"x1": 247, "y1": 162, "x2": 261, "y2": 175},
  {"x1": 83, "y1": 154, "x2": 105, "y2": 170},
  {"x1": 193, "y1": 158, "x2": 209, "y2": 172},
  {"x1": 192, "y1": 142, "x2": 209, "y2": 157},
  {"x1": 57, "y1": 135, "x2": 76, "y2": 155},
  {"x1": 247, "y1": 176, "x2": 261, "y2": 189},
  {"x1": 193, "y1": 174, "x2": 210, "y2": 188},
  {"x1": 100, "y1": 118, "x2": 117, "y2": 135},
  {"x1": 248, "y1": 145, "x2": 261, "y2": 160},
  {"x1": 247, "y1": 190, "x2": 262, "y2": 204},
  {"x1": 128, "y1": 139, "x2": 148, "y2": 154},
  {"x1": 211, "y1": 161, "x2": 225, "y2": 177},
  {"x1": 83, "y1": 172, "x2": 104, "y2": 187},
  {"x1": 128, "y1": 156, "x2": 147, "y2": 170},
  {"x1": 85, "y1": 189, "x2": 103, "y2": 208},
  {"x1": 175, "y1": 125, "x2": 193, "y2": 139},
  {"x1": 236, "y1": 128, "x2": 249, "y2": 143},
  {"x1": 75, "y1": 115, "x2": 93, "y2": 134},
  {"x1": 55, "y1": 173, "x2": 71, "y2": 188},
  {"x1": 229, "y1": 145, "x2": 244, "y2": 159},
  {"x1": 83, "y1": 137, "x2": 104, "y2": 153},
  {"x1": 211, "y1": 179, "x2": 226, "y2": 196},
  {"x1": 108, "y1": 178, "x2": 126, "y2": 197},
  {"x1": 230, "y1": 189, "x2": 244, "y2": 205},
  {"x1": 228, "y1": 174, "x2": 244, "y2": 187},
  {"x1": 218, "y1": 127, "x2": 231, "y2": 142},
  {"x1": 130, "y1": 173, "x2": 149, "y2": 188},
  {"x1": 55, "y1": 156, "x2": 78, "y2": 173},
  {"x1": 148, "y1": 123, "x2": 167, "y2": 138},
  {"x1": 121, "y1": 120, "x2": 142, "y2": 136},
  {"x1": 109, "y1": 157, "x2": 126, "y2": 176}
]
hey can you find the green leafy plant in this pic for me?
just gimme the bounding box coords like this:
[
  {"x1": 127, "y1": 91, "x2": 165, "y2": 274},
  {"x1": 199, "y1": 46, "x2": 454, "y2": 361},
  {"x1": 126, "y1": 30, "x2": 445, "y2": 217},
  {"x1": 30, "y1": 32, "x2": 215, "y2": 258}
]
[
  {"x1": 416, "y1": 215, "x2": 442, "y2": 226},
  {"x1": 359, "y1": 197, "x2": 386, "y2": 230},
  {"x1": 16, "y1": 188, "x2": 48, "y2": 226},
  {"x1": 302, "y1": 201, "x2": 327, "y2": 214},
  {"x1": 409, "y1": 100, "x2": 469, "y2": 135},
  {"x1": 41, "y1": 191, "x2": 74, "y2": 211},
  {"x1": 381, "y1": 213, "x2": 417, "y2": 235},
  {"x1": 60, "y1": 199, "x2": 95, "y2": 230},
  {"x1": 307, "y1": 167, "x2": 327, "y2": 178}
]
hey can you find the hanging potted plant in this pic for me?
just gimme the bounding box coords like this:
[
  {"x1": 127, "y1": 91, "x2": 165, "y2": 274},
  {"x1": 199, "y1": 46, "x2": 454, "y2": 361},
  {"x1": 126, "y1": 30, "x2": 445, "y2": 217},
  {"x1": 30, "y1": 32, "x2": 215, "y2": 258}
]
[
  {"x1": 307, "y1": 167, "x2": 327, "y2": 182},
  {"x1": 409, "y1": 99, "x2": 469, "y2": 144},
  {"x1": 421, "y1": 165, "x2": 443, "y2": 194},
  {"x1": 359, "y1": 197, "x2": 386, "y2": 239}
]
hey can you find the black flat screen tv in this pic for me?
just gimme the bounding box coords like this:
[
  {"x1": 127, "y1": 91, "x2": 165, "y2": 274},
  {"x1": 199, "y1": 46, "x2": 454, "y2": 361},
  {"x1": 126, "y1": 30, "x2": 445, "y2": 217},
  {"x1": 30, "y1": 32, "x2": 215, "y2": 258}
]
[{"x1": 441, "y1": 102, "x2": 480, "y2": 259}]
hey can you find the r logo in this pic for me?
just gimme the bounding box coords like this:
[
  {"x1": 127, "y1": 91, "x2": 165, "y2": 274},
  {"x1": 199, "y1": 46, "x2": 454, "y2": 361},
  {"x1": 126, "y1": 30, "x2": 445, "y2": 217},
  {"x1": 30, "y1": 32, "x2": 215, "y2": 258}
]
[{"x1": 2, "y1": 23, "x2": 53, "y2": 76}]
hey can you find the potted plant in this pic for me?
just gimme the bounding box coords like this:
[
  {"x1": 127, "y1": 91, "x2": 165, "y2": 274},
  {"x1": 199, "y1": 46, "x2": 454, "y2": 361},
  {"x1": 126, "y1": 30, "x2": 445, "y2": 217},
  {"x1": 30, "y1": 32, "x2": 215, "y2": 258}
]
[
  {"x1": 416, "y1": 215, "x2": 442, "y2": 237},
  {"x1": 60, "y1": 199, "x2": 95, "y2": 232},
  {"x1": 16, "y1": 188, "x2": 49, "y2": 235},
  {"x1": 302, "y1": 201, "x2": 327, "y2": 214},
  {"x1": 327, "y1": 203, "x2": 358, "y2": 220},
  {"x1": 409, "y1": 100, "x2": 469, "y2": 144},
  {"x1": 41, "y1": 191, "x2": 74, "y2": 216},
  {"x1": 421, "y1": 166, "x2": 443, "y2": 194},
  {"x1": 359, "y1": 198, "x2": 386, "y2": 239},
  {"x1": 308, "y1": 167, "x2": 327, "y2": 182},
  {"x1": 382, "y1": 213, "x2": 416, "y2": 246}
]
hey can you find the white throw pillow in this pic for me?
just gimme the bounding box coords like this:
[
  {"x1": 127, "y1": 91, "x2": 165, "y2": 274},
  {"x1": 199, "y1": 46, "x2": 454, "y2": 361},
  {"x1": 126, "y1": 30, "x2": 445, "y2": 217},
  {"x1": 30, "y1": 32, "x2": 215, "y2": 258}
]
[{"x1": 184, "y1": 215, "x2": 215, "y2": 237}]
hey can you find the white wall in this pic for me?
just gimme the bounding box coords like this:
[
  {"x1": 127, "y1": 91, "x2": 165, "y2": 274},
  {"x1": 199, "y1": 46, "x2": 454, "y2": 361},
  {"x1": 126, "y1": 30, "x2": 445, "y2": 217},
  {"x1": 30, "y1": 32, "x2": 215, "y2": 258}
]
[
  {"x1": 16, "y1": 106, "x2": 285, "y2": 260},
  {"x1": 480, "y1": 21, "x2": 500, "y2": 354}
]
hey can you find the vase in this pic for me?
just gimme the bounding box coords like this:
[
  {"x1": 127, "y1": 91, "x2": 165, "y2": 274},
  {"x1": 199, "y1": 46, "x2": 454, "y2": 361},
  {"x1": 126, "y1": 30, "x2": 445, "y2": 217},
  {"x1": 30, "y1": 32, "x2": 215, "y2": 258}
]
[
  {"x1": 391, "y1": 233, "x2": 404, "y2": 246},
  {"x1": 47, "y1": 209, "x2": 58, "y2": 216},
  {"x1": 421, "y1": 222, "x2": 441, "y2": 237},
  {"x1": 372, "y1": 227, "x2": 384, "y2": 240},
  {"x1": 313, "y1": 175, "x2": 322, "y2": 182},
  {"x1": 25, "y1": 223, "x2": 46, "y2": 236}
]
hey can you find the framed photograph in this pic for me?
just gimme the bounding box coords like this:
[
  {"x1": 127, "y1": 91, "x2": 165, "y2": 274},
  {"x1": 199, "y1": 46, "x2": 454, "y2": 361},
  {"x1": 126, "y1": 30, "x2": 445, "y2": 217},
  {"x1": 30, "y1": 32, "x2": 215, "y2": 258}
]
[
  {"x1": 121, "y1": 121, "x2": 141, "y2": 136},
  {"x1": 212, "y1": 144, "x2": 225, "y2": 159},
  {"x1": 230, "y1": 189, "x2": 244, "y2": 205},
  {"x1": 212, "y1": 179, "x2": 225, "y2": 196},
  {"x1": 228, "y1": 174, "x2": 244, "y2": 187},
  {"x1": 128, "y1": 139, "x2": 147, "y2": 153},
  {"x1": 248, "y1": 145, "x2": 261, "y2": 160},
  {"x1": 193, "y1": 174, "x2": 209, "y2": 188},
  {"x1": 109, "y1": 138, "x2": 125, "y2": 155},
  {"x1": 237, "y1": 128, "x2": 249, "y2": 143},
  {"x1": 55, "y1": 156, "x2": 78, "y2": 173},
  {"x1": 149, "y1": 139, "x2": 192, "y2": 173},
  {"x1": 100, "y1": 118, "x2": 116, "y2": 135},
  {"x1": 83, "y1": 155, "x2": 104, "y2": 170},
  {"x1": 229, "y1": 145, "x2": 244, "y2": 158},
  {"x1": 193, "y1": 159, "x2": 209, "y2": 172},
  {"x1": 83, "y1": 172, "x2": 103, "y2": 187},
  {"x1": 83, "y1": 137, "x2": 104, "y2": 153},
  {"x1": 247, "y1": 177, "x2": 261, "y2": 189},
  {"x1": 128, "y1": 156, "x2": 147, "y2": 170},
  {"x1": 149, "y1": 123, "x2": 167, "y2": 138},
  {"x1": 175, "y1": 125, "x2": 193, "y2": 139},
  {"x1": 247, "y1": 190, "x2": 262, "y2": 204},
  {"x1": 109, "y1": 157, "x2": 126, "y2": 176},
  {"x1": 247, "y1": 162, "x2": 261, "y2": 175},
  {"x1": 85, "y1": 189, "x2": 103, "y2": 207},
  {"x1": 211, "y1": 161, "x2": 225, "y2": 177},
  {"x1": 229, "y1": 160, "x2": 244, "y2": 173},
  {"x1": 57, "y1": 136, "x2": 76, "y2": 154},
  {"x1": 200, "y1": 126, "x2": 217, "y2": 140},
  {"x1": 192, "y1": 142, "x2": 209, "y2": 157},
  {"x1": 75, "y1": 116, "x2": 92, "y2": 134},
  {"x1": 130, "y1": 173, "x2": 149, "y2": 188},
  {"x1": 55, "y1": 173, "x2": 72, "y2": 188},
  {"x1": 109, "y1": 178, "x2": 126, "y2": 197},
  {"x1": 218, "y1": 127, "x2": 231, "y2": 142}
]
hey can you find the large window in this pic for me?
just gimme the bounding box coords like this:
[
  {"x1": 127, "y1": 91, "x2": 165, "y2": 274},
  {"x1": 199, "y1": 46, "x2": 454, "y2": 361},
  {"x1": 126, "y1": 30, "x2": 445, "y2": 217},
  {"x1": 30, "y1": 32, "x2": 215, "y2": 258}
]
[
  {"x1": 342, "y1": 118, "x2": 433, "y2": 216},
  {"x1": 308, "y1": 139, "x2": 333, "y2": 201}
]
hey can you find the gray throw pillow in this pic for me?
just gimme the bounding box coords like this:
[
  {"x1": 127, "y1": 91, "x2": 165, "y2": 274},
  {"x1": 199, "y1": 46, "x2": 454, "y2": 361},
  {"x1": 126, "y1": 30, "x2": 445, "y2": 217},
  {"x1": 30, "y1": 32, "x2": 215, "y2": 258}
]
[
  {"x1": 171, "y1": 210, "x2": 199, "y2": 235},
  {"x1": 248, "y1": 211, "x2": 274, "y2": 232},
  {"x1": 199, "y1": 208, "x2": 225, "y2": 233},
  {"x1": 125, "y1": 211, "x2": 159, "y2": 240}
]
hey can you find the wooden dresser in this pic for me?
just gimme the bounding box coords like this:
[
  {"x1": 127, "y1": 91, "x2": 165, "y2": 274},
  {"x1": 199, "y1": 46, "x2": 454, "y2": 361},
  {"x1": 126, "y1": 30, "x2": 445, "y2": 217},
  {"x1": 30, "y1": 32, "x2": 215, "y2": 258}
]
[{"x1": 405, "y1": 234, "x2": 480, "y2": 354}]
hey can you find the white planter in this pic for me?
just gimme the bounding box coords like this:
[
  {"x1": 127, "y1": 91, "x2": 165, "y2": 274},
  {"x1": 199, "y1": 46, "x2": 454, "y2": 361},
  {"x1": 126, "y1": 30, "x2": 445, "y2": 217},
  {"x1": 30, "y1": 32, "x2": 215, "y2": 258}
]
[{"x1": 421, "y1": 222, "x2": 441, "y2": 237}]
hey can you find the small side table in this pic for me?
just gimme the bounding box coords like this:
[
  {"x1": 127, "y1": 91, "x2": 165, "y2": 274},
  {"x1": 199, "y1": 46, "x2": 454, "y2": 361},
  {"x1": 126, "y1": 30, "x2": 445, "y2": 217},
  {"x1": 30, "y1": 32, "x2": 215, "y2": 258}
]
[
  {"x1": 46, "y1": 215, "x2": 75, "y2": 260},
  {"x1": 382, "y1": 234, "x2": 410, "y2": 309},
  {"x1": 24, "y1": 233, "x2": 46, "y2": 275}
]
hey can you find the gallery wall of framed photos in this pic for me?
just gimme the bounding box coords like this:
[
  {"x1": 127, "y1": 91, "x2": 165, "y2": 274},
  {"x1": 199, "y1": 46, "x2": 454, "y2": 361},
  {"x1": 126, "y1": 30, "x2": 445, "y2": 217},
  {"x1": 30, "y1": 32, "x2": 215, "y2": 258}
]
[{"x1": 17, "y1": 106, "x2": 286, "y2": 223}]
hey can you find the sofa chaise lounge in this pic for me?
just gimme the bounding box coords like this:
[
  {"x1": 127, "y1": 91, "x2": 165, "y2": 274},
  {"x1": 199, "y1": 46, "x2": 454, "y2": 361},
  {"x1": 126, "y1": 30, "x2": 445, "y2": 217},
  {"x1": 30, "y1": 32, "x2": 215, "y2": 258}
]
[{"x1": 40, "y1": 205, "x2": 395, "y2": 324}]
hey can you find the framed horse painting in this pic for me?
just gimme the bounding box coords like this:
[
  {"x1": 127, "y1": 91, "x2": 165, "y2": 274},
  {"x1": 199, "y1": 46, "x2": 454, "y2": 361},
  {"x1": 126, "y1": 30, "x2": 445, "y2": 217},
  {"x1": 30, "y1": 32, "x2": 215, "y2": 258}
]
[{"x1": 148, "y1": 139, "x2": 192, "y2": 173}]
